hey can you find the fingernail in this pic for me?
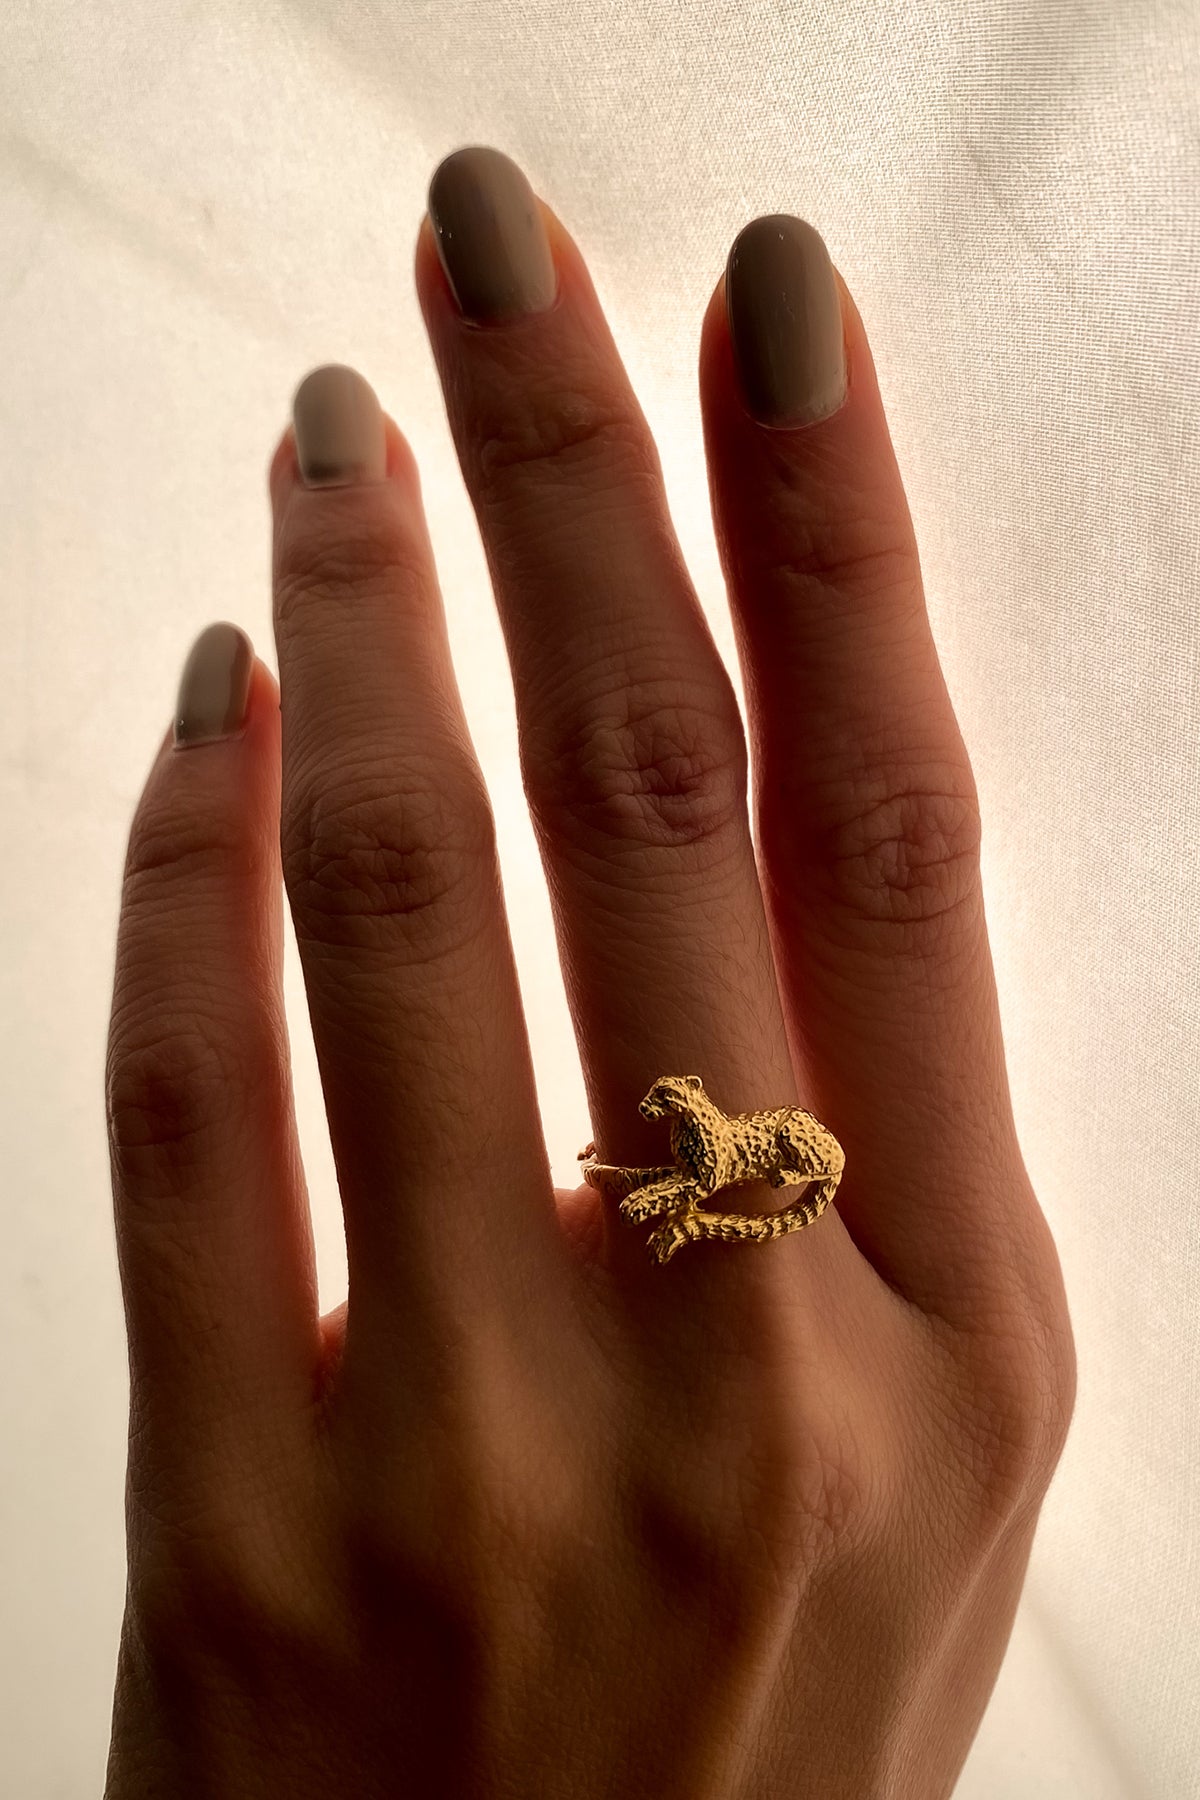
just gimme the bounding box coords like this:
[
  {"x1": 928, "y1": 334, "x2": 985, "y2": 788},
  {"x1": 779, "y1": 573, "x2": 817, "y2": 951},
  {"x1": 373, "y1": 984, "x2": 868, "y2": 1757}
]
[
  {"x1": 725, "y1": 215, "x2": 847, "y2": 429},
  {"x1": 427, "y1": 145, "x2": 558, "y2": 325},
  {"x1": 173, "y1": 621, "x2": 254, "y2": 750},
  {"x1": 292, "y1": 363, "x2": 387, "y2": 487}
]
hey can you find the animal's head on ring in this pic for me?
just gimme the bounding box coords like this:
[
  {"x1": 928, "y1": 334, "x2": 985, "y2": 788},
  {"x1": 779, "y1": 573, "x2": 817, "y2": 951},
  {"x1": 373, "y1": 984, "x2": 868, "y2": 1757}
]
[{"x1": 638, "y1": 1074, "x2": 704, "y2": 1120}]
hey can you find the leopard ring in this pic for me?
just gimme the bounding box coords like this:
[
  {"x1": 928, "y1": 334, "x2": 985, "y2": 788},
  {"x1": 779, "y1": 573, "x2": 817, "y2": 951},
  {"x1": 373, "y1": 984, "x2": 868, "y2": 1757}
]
[{"x1": 576, "y1": 1075, "x2": 844, "y2": 1266}]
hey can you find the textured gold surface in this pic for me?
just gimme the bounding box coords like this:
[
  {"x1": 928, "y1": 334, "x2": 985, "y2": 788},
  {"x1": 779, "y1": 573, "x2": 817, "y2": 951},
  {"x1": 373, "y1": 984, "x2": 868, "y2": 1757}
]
[{"x1": 577, "y1": 1075, "x2": 844, "y2": 1265}]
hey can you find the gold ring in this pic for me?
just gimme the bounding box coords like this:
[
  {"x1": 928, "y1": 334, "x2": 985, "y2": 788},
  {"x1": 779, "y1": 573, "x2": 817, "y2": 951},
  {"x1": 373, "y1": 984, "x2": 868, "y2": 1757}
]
[{"x1": 576, "y1": 1075, "x2": 844, "y2": 1265}]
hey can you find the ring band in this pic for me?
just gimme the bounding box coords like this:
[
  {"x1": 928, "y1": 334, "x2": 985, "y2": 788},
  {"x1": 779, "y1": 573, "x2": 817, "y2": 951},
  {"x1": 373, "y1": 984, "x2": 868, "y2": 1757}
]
[{"x1": 576, "y1": 1075, "x2": 844, "y2": 1265}]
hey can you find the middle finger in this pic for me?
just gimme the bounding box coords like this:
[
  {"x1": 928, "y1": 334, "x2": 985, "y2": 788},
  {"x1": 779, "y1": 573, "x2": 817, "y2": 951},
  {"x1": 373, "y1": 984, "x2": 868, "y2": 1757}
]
[{"x1": 419, "y1": 147, "x2": 853, "y2": 1309}]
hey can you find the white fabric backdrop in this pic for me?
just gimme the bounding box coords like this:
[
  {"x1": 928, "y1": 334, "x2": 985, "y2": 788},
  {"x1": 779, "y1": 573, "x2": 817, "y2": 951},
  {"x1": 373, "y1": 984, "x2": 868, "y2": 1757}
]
[{"x1": 2, "y1": 1, "x2": 1196, "y2": 1792}]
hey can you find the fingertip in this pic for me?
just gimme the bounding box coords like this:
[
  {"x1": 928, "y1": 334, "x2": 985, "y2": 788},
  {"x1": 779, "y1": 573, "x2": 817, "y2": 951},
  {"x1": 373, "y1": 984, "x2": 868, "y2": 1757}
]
[
  {"x1": 269, "y1": 386, "x2": 419, "y2": 516},
  {"x1": 414, "y1": 207, "x2": 439, "y2": 282},
  {"x1": 700, "y1": 235, "x2": 893, "y2": 475},
  {"x1": 247, "y1": 650, "x2": 280, "y2": 717},
  {"x1": 382, "y1": 411, "x2": 421, "y2": 489},
  {"x1": 268, "y1": 422, "x2": 298, "y2": 507},
  {"x1": 700, "y1": 265, "x2": 729, "y2": 355},
  {"x1": 829, "y1": 263, "x2": 872, "y2": 384}
]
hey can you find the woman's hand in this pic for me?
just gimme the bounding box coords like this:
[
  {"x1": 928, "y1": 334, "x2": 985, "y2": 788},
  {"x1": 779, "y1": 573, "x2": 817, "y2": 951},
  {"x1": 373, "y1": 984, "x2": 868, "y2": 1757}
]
[{"x1": 103, "y1": 146, "x2": 1076, "y2": 1799}]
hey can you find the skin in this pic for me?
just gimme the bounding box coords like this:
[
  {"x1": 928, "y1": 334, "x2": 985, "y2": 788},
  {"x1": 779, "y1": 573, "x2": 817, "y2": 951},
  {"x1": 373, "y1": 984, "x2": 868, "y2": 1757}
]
[{"x1": 102, "y1": 187, "x2": 1077, "y2": 1799}]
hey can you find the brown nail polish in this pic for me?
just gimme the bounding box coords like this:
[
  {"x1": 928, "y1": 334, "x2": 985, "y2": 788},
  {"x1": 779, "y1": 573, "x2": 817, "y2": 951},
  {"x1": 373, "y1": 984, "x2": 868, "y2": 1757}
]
[
  {"x1": 427, "y1": 145, "x2": 558, "y2": 325},
  {"x1": 292, "y1": 364, "x2": 387, "y2": 487},
  {"x1": 173, "y1": 621, "x2": 254, "y2": 749},
  {"x1": 725, "y1": 215, "x2": 847, "y2": 429}
]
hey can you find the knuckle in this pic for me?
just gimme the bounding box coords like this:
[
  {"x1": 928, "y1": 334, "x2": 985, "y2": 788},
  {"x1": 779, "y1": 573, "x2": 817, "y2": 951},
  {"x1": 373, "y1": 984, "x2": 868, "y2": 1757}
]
[
  {"x1": 773, "y1": 536, "x2": 920, "y2": 613},
  {"x1": 339, "y1": 1501, "x2": 492, "y2": 1658},
  {"x1": 338, "y1": 1393, "x2": 596, "y2": 1620},
  {"x1": 1037, "y1": 1313, "x2": 1079, "y2": 1463},
  {"x1": 523, "y1": 677, "x2": 748, "y2": 857},
  {"x1": 752, "y1": 484, "x2": 920, "y2": 609},
  {"x1": 735, "y1": 1441, "x2": 870, "y2": 1579},
  {"x1": 471, "y1": 385, "x2": 657, "y2": 497},
  {"x1": 275, "y1": 507, "x2": 425, "y2": 628},
  {"x1": 753, "y1": 1395, "x2": 881, "y2": 1562},
  {"x1": 340, "y1": 1476, "x2": 558, "y2": 1649},
  {"x1": 106, "y1": 1022, "x2": 246, "y2": 1176},
  {"x1": 132, "y1": 1514, "x2": 330, "y2": 1669},
  {"x1": 973, "y1": 1387, "x2": 1070, "y2": 1525},
  {"x1": 986, "y1": 1319, "x2": 1078, "y2": 1500},
  {"x1": 641, "y1": 1393, "x2": 875, "y2": 1600},
  {"x1": 282, "y1": 763, "x2": 496, "y2": 949},
  {"x1": 934, "y1": 1311, "x2": 1078, "y2": 1526},
  {"x1": 124, "y1": 799, "x2": 245, "y2": 895},
  {"x1": 770, "y1": 763, "x2": 983, "y2": 946},
  {"x1": 123, "y1": 1445, "x2": 336, "y2": 1666}
]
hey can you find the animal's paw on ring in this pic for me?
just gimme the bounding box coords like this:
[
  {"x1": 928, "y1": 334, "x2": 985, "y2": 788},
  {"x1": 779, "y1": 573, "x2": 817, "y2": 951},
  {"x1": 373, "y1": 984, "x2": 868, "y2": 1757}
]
[
  {"x1": 647, "y1": 1216, "x2": 699, "y2": 1264},
  {"x1": 619, "y1": 1188, "x2": 671, "y2": 1224}
]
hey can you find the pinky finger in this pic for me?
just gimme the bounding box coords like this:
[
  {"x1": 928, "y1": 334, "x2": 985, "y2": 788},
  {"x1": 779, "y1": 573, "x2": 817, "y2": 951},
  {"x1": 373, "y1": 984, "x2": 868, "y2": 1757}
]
[{"x1": 105, "y1": 623, "x2": 319, "y2": 1485}]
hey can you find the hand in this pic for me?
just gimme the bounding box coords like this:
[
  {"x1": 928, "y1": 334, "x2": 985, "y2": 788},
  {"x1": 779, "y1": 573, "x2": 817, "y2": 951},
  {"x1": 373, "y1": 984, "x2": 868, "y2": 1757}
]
[{"x1": 103, "y1": 146, "x2": 1076, "y2": 1799}]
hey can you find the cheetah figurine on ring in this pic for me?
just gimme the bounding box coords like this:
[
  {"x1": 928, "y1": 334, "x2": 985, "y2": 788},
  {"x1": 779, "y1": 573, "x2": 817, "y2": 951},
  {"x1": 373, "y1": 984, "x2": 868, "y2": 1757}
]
[{"x1": 577, "y1": 1074, "x2": 844, "y2": 1266}]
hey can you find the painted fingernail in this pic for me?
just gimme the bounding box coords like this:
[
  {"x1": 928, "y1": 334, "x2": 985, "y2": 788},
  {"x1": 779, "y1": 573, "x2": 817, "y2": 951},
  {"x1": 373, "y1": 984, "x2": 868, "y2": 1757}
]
[
  {"x1": 292, "y1": 363, "x2": 387, "y2": 487},
  {"x1": 725, "y1": 215, "x2": 847, "y2": 429},
  {"x1": 427, "y1": 145, "x2": 558, "y2": 325},
  {"x1": 173, "y1": 621, "x2": 254, "y2": 750}
]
